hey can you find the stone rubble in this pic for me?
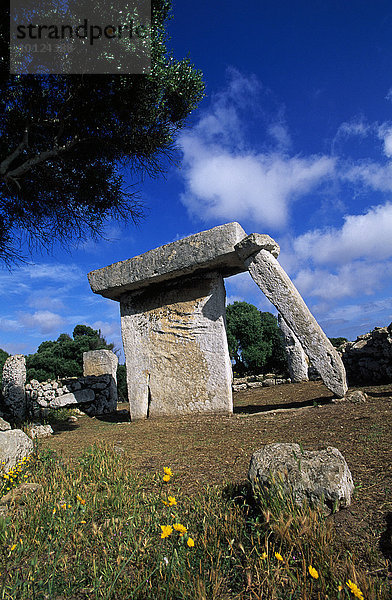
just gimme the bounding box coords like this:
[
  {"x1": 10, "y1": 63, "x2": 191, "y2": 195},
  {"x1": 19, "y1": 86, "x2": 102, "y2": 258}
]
[{"x1": 232, "y1": 373, "x2": 291, "y2": 393}]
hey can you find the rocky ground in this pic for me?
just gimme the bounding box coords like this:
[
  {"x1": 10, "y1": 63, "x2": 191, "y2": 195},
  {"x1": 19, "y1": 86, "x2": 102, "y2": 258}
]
[{"x1": 40, "y1": 380, "x2": 392, "y2": 583}]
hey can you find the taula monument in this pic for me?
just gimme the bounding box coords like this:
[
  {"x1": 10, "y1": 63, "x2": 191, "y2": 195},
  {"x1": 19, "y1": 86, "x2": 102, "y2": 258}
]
[{"x1": 88, "y1": 222, "x2": 347, "y2": 420}]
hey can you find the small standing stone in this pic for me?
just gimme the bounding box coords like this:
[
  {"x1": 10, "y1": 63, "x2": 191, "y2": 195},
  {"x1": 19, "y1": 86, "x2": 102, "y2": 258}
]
[{"x1": 1, "y1": 355, "x2": 27, "y2": 422}]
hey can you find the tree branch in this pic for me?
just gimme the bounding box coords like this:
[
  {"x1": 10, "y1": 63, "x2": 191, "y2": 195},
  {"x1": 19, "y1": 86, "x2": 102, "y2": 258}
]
[
  {"x1": 2, "y1": 136, "x2": 81, "y2": 181},
  {"x1": 0, "y1": 128, "x2": 29, "y2": 176}
]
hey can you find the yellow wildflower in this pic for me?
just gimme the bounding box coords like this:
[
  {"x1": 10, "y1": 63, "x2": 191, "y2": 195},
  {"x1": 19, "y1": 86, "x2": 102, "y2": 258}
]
[
  {"x1": 308, "y1": 565, "x2": 319, "y2": 579},
  {"x1": 261, "y1": 552, "x2": 268, "y2": 559},
  {"x1": 80, "y1": 520, "x2": 87, "y2": 524},
  {"x1": 76, "y1": 494, "x2": 86, "y2": 505},
  {"x1": 338, "y1": 585, "x2": 343, "y2": 591},
  {"x1": 275, "y1": 552, "x2": 283, "y2": 562},
  {"x1": 187, "y1": 537, "x2": 195, "y2": 547},
  {"x1": 173, "y1": 523, "x2": 187, "y2": 536},
  {"x1": 160, "y1": 525, "x2": 173, "y2": 539},
  {"x1": 52, "y1": 508, "x2": 56, "y2": 514},
  {"x1": 162, "y1": 496, "x2": 177, "y2": 507},
  {"x1": 10, "y1": 544, "x2": 17, "y2": 552},
  {"x1": 346, "y1": 580, "x2": 364, "y2": 599},
  {"x1": 162, "y1": 474, "x2": 170, "y2": 483},
  {"x1": 163, "y1": 467, "x2": 173, "y2": 477}
]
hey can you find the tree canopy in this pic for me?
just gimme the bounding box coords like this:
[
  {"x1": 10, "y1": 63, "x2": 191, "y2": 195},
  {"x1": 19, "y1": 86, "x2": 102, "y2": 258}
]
[
  {"x1": 26, "y1": 325, "x2": 115, "y2": 381},
  {"x1": 0, "y1": 0, "x2": 204, "y2": 264},
  {"x1": 226, "y1": 301, "x2": 288, "y2": 376}
]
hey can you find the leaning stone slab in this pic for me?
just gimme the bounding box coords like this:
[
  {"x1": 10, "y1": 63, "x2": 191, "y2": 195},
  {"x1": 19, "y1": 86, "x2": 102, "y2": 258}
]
[
  {"x1": 0, "y1": 429, "x2": 33, "y2": 471},
  {"x1": 88, "y1": 222, "x2": 247, "y2": 300},
  {"x1": 235, "y1": 241, "x2": 347, "y2": 397},
  {"x1": 278, "y1": 314, "x2": 309, "y2": 382},
  {"x1": 2, "y1": 355, "x2": 27, "y2": 422},
  {"x1": 50, "y1": 389, "x2": 95, "y2": 408},
  {"x1": 248, "y1": 443, "x2": 354, "y2": 512}
]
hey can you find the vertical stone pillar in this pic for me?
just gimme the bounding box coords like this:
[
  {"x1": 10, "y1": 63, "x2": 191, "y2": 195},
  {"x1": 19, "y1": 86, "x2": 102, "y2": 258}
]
[
  {"x1": 278, "y1": 314, "x2": 309, "y2": 382},
  {"x1": 1, "y1": 355, "x2": 27, "y2": 422},
  {"x1": 83, "y1": 349, "x2": 119, "y2": 410},
  {"x1": 120, "y1": 273, "x2": 233, "y2": 420}
]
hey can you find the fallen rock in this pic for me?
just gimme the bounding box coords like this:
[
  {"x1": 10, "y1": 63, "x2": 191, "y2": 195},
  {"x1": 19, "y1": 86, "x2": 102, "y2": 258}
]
[
  {"x1": 0, "y1": 429, "x2": 33, "y2": 471},
  {"x1": 344, "y1": 390, "x2": 368, "y2": 403},
  {"x1": 233, "y1": 384, "x2": 247, "y2": 392},
  {"x1": 28, "y1": 424, "x2": 54, "y2": 439},
  {"x1": 0, "y1": 418, "x2": 11, "y2": 431},
  {"x1": 248, "y1": 443, "x2": 354, "y2": 512},
  {"x1": 263, "y1": 378, "x2": 276, "y2": 387}
]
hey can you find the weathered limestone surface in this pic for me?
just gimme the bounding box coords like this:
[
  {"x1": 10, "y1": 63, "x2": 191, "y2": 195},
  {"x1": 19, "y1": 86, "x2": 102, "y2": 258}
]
[
  {"x1": 88, "y1": 222, "x2": 247, "y2": 300},
  {"x1": 50, "y1": 389, "x2": 95, "y2": 408},
  {"x1": 83, "y1": 349, "x2": 118, "y2": 407},
  {"x1": 83, "y1": 349, "x2": 118, "y2": 379},
  {"x1": 278, "y1": 314, "x2": 309, "y2": 382},
  {"x1": 121, "y1": 273, "x2": 233, "y2": 419},
  {"x1": 0, "y1": 429, "x2": 33, "y2": 471},
  {"x1": 236, "y1": 244, "x2": 347, "y2": 397},
  {"x1": 248, "y1": 443, "x2": 354, "y2": 512},
  {"x1": 1, "y1": 355, "x2": 27, "y2": 422}
]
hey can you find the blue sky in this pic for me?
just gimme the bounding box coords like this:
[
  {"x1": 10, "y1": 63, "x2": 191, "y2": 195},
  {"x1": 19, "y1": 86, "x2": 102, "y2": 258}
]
[{"x1": 2, "y1": 0, "x2": 392, "y2": 360}]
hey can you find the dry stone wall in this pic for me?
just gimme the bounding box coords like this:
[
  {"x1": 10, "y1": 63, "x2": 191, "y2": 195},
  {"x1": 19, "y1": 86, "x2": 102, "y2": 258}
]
[
  {"x1": 25, "y1": 374, "x2": 117, "y2": 418},
  {"x1": 1, "y1": 349, "x2": 119, "y2": 422},
  {"x1": 339, "y1": 323, "x2": 392, "y2": 385}
]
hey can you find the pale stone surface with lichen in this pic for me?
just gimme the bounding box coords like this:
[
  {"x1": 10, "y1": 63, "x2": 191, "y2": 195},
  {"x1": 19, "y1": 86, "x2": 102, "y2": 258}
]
[
  {"x1": 88, "y1": 222, "x2": 247, "y2": 300},
  {"x1": 278, "y1": 314, "x2": 309, "y2": 382},
  {"x1": 1, "y1": 355, "x2": 27, "y2": 422}
]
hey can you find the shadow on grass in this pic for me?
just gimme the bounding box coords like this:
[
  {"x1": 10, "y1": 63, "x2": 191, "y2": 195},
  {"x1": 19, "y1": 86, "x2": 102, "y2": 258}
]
[
  {"x1": 379, "y1": 512, "x2": 392, "y2": 564},
  {"x1": 95, "y1": 409, "x2": 131, "y2": 423},
  {"x1": 233, "y1": 396, "x2": 333, "y2": 415},
  {"x1": 366, "y1": 390, "x2": 392, "y2": 398}
]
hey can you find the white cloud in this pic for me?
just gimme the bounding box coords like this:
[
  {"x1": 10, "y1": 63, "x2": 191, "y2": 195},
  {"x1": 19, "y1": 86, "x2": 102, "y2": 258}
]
[
  {"x1": 17, "y1": 310, "x2": 66, "y2": 335},
  {"x1": 181, "y1": 146, "x2": 334, "y2": 229},
  {"x1": 294, "y1": 261, "x2": 392, "y2": 301},
  {"x1": 21, "y1": 263, "x2": 83, "y2": 281},
  {"x1": 294, "y1": 202, "x2": 392, "y2": 264},
  {"x1": 179, "y1": 70, "x2": 335, "y2": 230}
]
